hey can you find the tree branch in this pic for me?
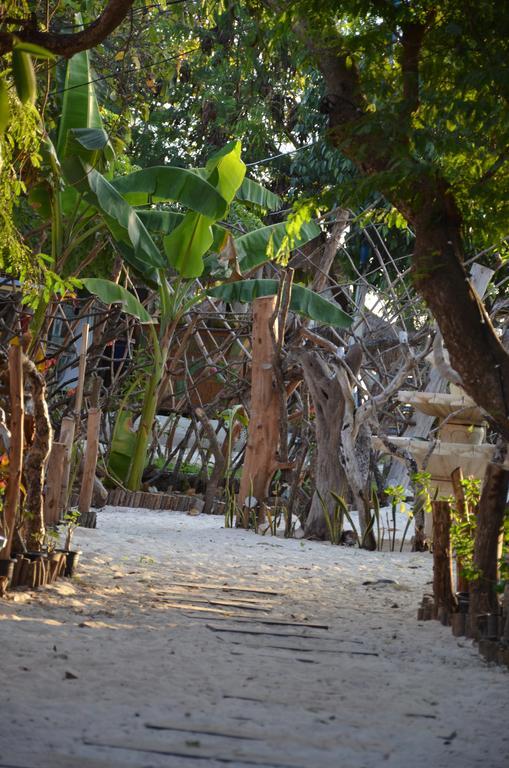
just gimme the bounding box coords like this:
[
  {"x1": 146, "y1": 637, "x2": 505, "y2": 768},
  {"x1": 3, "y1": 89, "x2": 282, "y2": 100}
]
[{"x1": 0, "y1": 0, "x2": 135, "y2": 57}]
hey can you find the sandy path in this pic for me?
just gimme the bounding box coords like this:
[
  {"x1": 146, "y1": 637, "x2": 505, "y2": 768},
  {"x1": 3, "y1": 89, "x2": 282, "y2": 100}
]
[{"x1": 0, "y1": 507, "x2": 507, "y2": 768}]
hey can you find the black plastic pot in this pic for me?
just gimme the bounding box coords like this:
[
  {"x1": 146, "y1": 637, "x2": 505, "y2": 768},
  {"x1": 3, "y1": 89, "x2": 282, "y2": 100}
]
[
  {"x1": 456, "y1": 591, "x2": 470, "y2": 614},
  {"x1": 58, "y1": 549, "x2": 81, "y2": 577}
]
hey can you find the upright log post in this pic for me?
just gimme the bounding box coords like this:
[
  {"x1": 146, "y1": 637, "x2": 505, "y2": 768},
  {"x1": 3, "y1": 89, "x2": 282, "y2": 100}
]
[
  {"x1": 58, "y1": 416, "x2": 75, "y2": 517},
  {"x1": 432, "y1": 500, "x2": 456, "y2": 617},
  {"x1": 0, "y1": 346, "x2": 24, "y2": 561},
  {"x1": 74, "y1": 322, "x2": 89, "y2": 427},
  {"x1": 44, "y1": 442, "x2": 67, "y2": 525},
  {"x1": 78, "y1": 408, "x2": 101, "y2": 527},
  {"x1": 238, "y1": 297, "x2": 281, "y2": 527},
  {"x1": 451, "y1": 467, "x2": 470, "y2": 592},
  {"x1": 469, "y1": 461, "x2": 509, "y2": 638}
]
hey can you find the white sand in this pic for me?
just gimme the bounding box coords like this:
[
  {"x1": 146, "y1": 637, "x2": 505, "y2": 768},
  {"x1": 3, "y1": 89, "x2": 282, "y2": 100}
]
[{"x1": 0, "y1": 507, "x2": 507, "y2": 768}]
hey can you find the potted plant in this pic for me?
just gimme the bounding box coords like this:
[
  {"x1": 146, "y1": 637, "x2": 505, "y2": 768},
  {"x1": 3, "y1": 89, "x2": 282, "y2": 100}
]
[{"x1": 58, "y1": 510, "x2": 81, "y2": 577}]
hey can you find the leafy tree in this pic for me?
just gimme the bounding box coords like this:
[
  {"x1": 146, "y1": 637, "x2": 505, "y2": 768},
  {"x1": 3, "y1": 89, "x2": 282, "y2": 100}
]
[{"x1": 257, "y1": 0, "x2": 509, "y2": 437}]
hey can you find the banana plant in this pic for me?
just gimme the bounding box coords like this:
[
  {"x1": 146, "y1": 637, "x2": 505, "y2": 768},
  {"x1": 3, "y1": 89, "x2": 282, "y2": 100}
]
[
  {"x1": 27, "y1": 22, "x2": 115, "y2": 352},
  {"x1": 82, "y1": 140, "x2": 248, "y2": 489},
  {"x1": 81, "y1": 143, "x2": 352, "y2": 489}
]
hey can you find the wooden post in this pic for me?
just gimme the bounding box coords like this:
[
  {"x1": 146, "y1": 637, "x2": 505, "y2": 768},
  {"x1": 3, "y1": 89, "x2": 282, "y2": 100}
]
[
  {"x1": 0, "y1": 346, "x2": 24, "y2": 561},
  {"x1": 451, "y1": 467, "x2": 470, "y2": 592},
  {"x1": 78, "y1": 407, "x2": 101, "y2": 526},
  {"x1": 432, "y1": 500, "x2": 456, "y2": 616},
  {"x1": 74, "y1": 322, "x2": 89, "y2": 426},
  {"x1": 44, "y1": 442, "x2": 67, "y2": 525},
  {"x1": 58, "y1": 416, "x2": 75, "y2": 517},
  {"x1": 469, "y1": 462, "x2": 509, "y2": 638},
  {"x1": 238, "y1": 297, "x2": 281, "y2": 527}
]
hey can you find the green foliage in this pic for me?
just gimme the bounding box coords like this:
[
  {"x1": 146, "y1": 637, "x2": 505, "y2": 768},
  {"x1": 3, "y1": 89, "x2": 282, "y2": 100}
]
[
  {"x1": 450, "y1": 477, "x2": 481, "y2": 583},
  {"x1": 81, "y1": 278, "x2": 154, "y2": 324},
  {"x1": 207, "y1": 279, "x2": 352, "y2": 328},
  {"x1": 317, "y1": 490, "x2": 344, "y2": 545}
]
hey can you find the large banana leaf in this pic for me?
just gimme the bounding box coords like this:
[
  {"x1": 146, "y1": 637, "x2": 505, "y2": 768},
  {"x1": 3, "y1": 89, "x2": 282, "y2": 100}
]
[
  {"x1": 108, "y1": 410, "x2": 137, "y2": 485},
  {"x1": 137, "y1": 209, "x2": 228, "y2": 251},
  {"x1": 160, "y1": 142, "x2": 246, "y2": 277},
  {"x1": 72, "y1": 165, "x2": 166, "y2": 271},
  {"x1": 56, "y1": 38, "x2": 103, "y2": 160},
  {"x1": 82, "y1": 278, "x2": 154, "y2": 324},
  {"x1": 110, "y1": 167, "x2": 229, "y2": 219},
  {"x1": 236, "y1": 177, "x2": 282, "y2": 211},
  {"x1": 205, "y1": 140, "x2": 246, "y2": 204},
  {"x1": 207, "y1": 279, "x2": 352, "y2": 328},
  {"x1": 164, "y1": 211, "x2": 215, "y2": 278},
  {"x1": 236, "y1": 220, "x2": 321, "y2": 273},
  {"x1": 64, "y1": 127, "x2": 115, "y2": 166}
]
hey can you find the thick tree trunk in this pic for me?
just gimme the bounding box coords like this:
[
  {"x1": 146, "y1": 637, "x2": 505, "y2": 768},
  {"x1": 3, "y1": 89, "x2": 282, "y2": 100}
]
[
  {"x1": 298, "y1": 351, "x2": 345, "y2": 539},
  {"x1": 293, "y1": 18, "x2": 509, "y2": 440},
  {"x1": 469, "y1": 462, "x2": 509, "y2": 638},
  {"x1": 412, "y1": 195, "x2": 509, "y2": 438},
  {"x1": 0, "y1": 346, "x2": 24, "y2": 561},
  {"x1": 24, "y1": 359, "x2": 52, "y2": 552},
  {"x1": 238, "y1": 297, "x2": 281, "y2": 526}
]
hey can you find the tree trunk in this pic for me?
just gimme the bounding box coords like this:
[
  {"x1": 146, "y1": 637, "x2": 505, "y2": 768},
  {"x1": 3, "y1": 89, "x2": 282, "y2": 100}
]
[
  {"x1": 0, "y1": 346, "x2": 24, "y2": 561},
  {"x1": 196, "y1": 408, "x2": 226, "y2": 516},
  {"x1": 411, "y1": 196, "x2": 509, "y2": 439},
  {"x1": 469, "y1": 462, "x2": 509, "y2": 638},
  {"x1": 295, "y1": 18, "x2": 509, "y2": 440},
  {"x1": 24, "y1": 359, "x2": 52, "y2": 552},
  {"x1": 238, "y1": 297, "x2": 282, "y2": 526}
]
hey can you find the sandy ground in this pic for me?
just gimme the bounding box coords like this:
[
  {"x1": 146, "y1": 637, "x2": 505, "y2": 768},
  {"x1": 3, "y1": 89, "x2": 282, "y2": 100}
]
[{"x1": 0, "y1": 507, "x2": 507, "y2": 768}]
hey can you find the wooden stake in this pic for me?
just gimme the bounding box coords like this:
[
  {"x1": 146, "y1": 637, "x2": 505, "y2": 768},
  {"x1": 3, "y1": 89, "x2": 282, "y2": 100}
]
[
  {"x1": 0, "y1": 345, "x2": 24, "y2": 561},
  {"x1": 432, "y1": 500, "x2": 456, "y2": 615},
  {"x1": 78, "y1": 407, "x2": 101, "y2": 525},
  {"x1": 74, "y1": 322, "x2": 89, "y2": 426},
  {"x1": 44, "y1": 442, "x2": 67, "y2": 525},
  {"x1": 238, "y1": 296, "x2": 281, "y2": 527},
  {"x1": 58, "y1": 415, "x2": 75, "y2": 516}
]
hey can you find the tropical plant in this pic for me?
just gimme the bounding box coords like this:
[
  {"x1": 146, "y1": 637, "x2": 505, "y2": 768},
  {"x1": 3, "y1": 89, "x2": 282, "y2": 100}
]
[{"x1": 82, "y1": 137, "x2": 352, "y2": 489}]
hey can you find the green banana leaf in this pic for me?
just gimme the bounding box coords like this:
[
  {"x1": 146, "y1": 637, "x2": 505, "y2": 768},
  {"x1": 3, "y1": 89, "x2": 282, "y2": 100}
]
[
  {"x1": 207, "y1": 279, "x2": 352, "y2": 328},
  {"x1": 236, "y1": 219, "x2": 321, "y2": 273},
  {"x1": 159, "y1": 142, "x2": 246, "y2": 277},
  {"x1": 56, "y1": 41, "x2": 104, "y2": 161},
  {"x1": 82, "y1": 278, "x2": 154, "y2": 324},
  {"x1": 108, "y1": 410, "x2": 137, "y2": 485},
  {"x1": 11, "y1": 40, "x2": 57, "y2": 60},
  {"x1": 205, "y1": 139, "x2": 246, "y2": 204},
  {"x1": 110, "y1": 167, "x2": 229, "y2": 219},
  {"x1": 72, "y1": 165, "x2": 166, "y2": 271},
  {"x1": 236, "y1": 177, "x2": 282, "y2": 211},
  {"x1": 163, "y1": 211, "x2": 215, "y2": 278},
  {"x1": 137, "y1": 209, "x2": 228, "y2": 251}
]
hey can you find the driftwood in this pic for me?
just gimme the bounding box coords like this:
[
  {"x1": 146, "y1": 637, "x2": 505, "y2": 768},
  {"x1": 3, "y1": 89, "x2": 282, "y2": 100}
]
[
  {"x1": 297, "y1": 346, "x2": 360, "y2": 540},
  {"x1": 195, "y1": 407, "x2": 226, "y2": 515}
]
